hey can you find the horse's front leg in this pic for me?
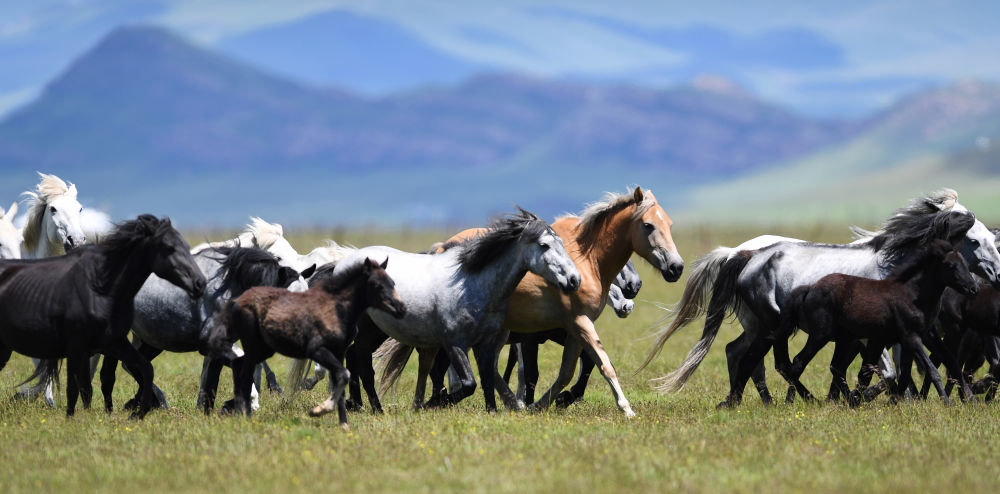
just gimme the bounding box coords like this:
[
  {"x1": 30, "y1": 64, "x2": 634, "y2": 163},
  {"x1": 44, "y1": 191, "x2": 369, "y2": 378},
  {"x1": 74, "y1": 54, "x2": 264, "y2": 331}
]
[
  {"x1": 308, "y1": 347, "x2": 351, "y2": 428},
  {"x1": 903, "y1": 334, "x2": 950, "y2": 405},
  {"x1": 921, "y1": 330, "x2": 973, "y2": 402},
  {"x1": 441, "y1": 345, "x2": 477, "y2": 405},
  {"x1": 99, "y1": 355, "x2": 117, "y2": 412},
  {"x1": 558, "y1": 316, "x2": 635, "y2": 417},
  {"x1": 109, "y1": 338, "x2": 154, "y2": 419}
]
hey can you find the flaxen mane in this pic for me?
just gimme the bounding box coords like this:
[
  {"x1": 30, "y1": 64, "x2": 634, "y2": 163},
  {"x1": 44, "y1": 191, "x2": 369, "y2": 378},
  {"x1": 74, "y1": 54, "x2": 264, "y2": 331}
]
[
  {"x1": 569, "y1": 187, "x2": 654, "y2": 251},
  {"x1": 456, "y1": 208, "x2": 550, "y2": 273},
  {"x1": 21, "y1": 173, "x2": 77, "y2": 254}
]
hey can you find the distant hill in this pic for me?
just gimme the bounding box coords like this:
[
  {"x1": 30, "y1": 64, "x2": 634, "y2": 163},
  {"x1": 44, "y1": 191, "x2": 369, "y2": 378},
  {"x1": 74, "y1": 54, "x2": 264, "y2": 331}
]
[
  {"x1": 0, "y1": 25, "x2": 857, "y2": 226},
  {"x1": 681, "y1": 80, "x2": 1000, "y2": 225},
  {"x1": 8, "y1": 25, "x2": 994, "y2": 227}
]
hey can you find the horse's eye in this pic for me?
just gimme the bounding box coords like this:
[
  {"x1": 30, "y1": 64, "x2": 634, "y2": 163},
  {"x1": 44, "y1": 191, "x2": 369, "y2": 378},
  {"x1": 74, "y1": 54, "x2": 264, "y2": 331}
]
[
  {"x1": 971, "y1": 239, "x2": 980, "y2": 246},
  {"x1": 49, "y1": 206, "x2": 57, "y2": 214},
  {"x1": 539, "y1": 243, "x2": 550, "y2": 251},
  {"x1": 642, "y1": 222, "x2": 654, "y2": 231},
  {"x1": 79, "y1": 207, "x2": 83, "y2": 213}
]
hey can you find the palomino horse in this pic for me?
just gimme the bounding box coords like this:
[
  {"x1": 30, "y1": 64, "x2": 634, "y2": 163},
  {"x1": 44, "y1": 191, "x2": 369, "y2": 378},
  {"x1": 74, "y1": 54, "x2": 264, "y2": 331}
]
[
  {"x1": 642, "y1": 190, "x2": 1000, "y2": 405},
  {"x1": 16, "y1": 173, "x2": 90, "y2": 406},
  {"x1": 218, "y1": 258, "x2": 406, "y2": 427},
  {"x1": 380, "y1": 187, "x2": 683, "y2": 417},
  {"x1": 308, "y1": 208, "x2": 581, "y2": 414},
  {"x1": 0, "y1": 215, "x2": 206, "y2": 419},
  {"x1": 768, "y1": 238, "x2": 979, "y2": 407}
]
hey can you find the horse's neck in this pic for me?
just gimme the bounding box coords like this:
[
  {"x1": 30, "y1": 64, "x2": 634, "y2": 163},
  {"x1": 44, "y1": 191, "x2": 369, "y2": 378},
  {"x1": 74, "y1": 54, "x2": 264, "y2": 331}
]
[
  {"x1": 580, "y1": 209, "x2": 634, "y2": 287},
  {"x1": 464, "y1": 246, "x2": 531, "y2": 312},
  {"x1": 100, "y1": 249, "x2": 154, "y2": 303},
  {"x1": 908, "y1": 270, "x2": 948, "y2": 322}
]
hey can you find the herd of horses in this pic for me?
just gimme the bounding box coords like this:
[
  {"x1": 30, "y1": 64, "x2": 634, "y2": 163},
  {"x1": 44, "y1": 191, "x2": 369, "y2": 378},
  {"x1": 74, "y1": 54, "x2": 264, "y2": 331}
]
[{"x1": 1, "y1": 173, "x2": 1000, "y2": 428}]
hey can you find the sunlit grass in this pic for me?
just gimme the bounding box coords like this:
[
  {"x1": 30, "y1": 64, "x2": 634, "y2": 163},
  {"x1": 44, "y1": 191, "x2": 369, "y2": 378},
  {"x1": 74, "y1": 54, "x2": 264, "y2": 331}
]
[{"x1": 1, "y1": 224, "x2": 997, "y2": 493}]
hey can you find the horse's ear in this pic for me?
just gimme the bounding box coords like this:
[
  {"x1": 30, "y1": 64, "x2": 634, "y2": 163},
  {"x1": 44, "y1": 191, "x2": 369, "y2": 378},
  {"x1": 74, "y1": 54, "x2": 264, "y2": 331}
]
[
  {"x1": 300, "y1": 264, "x2": 317, "y2": 279},
  {"x1": 67, "y1": 183, "x2": 78, "y2": 199},
  {"x1": 277, "y1": 266, "x2": 298, "y2": 288},
  {"x1": 633, "y1": 186, "x2": 644, "y2": 203},
  {"x1": 6, "y1": 201, "x2": 16, "y2": 219},
  {"x1": 137, "y1": 214, "x2": 160, "y2": 233},
  {"x1": 363, "y1": 257, "x2": 377, "y2": 271},
  {"x1": 380, "y1": 257, "x2": 388, "y2": 270}
]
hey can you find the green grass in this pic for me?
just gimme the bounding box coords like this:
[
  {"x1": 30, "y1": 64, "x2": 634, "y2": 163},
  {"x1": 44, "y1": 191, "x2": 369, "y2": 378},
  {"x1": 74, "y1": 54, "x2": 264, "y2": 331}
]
[{"x1": 1, "y1": 225, "x2": 998, "y2": 493}]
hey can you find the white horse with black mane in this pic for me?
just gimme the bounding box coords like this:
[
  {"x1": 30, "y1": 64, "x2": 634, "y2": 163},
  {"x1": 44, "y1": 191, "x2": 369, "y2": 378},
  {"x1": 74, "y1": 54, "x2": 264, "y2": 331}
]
[{"x1": 641, "y1": 189, "x2": 1000, "y2": 405}]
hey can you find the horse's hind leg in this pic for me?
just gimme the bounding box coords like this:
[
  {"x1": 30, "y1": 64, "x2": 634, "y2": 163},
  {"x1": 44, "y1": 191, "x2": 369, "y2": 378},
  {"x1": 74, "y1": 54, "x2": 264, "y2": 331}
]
[
  {"x1": 719, "y1": 334, "x2": 772, "y2": 408},
  {"x1": 922, "y1": 331, "x2": 972, "y2": 402},
  {"x1": 309, "y1": 347, "x2": 350, "y2": 428},
  {"x1": 502, "y1": 343, "x2": 519, "y2": 384},
  {"x1": 425, "y1": 352, "x2": 450, "y2": 408},
  {"x1": 441, "y1": 346, "x2": 477, "y2": 405},
  {"x1": 65, "y1": 359, "x2": 80, "y2": 417},
  {"x1": 557, "y1": 352, "x2": 595, "y2": 408},
  {"x1": 520, "y1": 338, "x2": 540, "y2": 405},
  {"x1": 344, "y1": 346, "x2": 364, "y2": 411},
  {"x1": 123, "y1": 342, "x2": 166, "y2": 410},
  {"x1": 412, "y1": 348, "x2": 439, "y2": 409},
  {"x1": 904, "y1": 335, "x2": 950, "y2": 405}
]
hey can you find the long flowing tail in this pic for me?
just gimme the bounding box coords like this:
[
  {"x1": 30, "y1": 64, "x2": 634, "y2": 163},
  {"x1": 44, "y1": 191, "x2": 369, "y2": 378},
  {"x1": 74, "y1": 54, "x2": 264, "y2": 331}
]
[
  {"x1": 636, "y1": 246, "x2": 737, "y2": 373},
  {"x1": 374, "y1": 338, "x2": 414, "y2": 395},
  {"x1": 15, "y1": 359, "x2": 61, "y2": 391},
  {"x1": 285, "y1": 358, "x2": 312, "y2": 398},
  {"x1": 649, "y1": 250, "x2": 753, "y2": 393}
]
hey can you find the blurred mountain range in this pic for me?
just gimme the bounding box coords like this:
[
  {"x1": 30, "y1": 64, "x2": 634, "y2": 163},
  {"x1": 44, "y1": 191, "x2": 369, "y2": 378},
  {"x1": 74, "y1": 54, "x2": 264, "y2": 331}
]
[{"x1": 0, "y1": 25, "x2": 997, "y2": 227}]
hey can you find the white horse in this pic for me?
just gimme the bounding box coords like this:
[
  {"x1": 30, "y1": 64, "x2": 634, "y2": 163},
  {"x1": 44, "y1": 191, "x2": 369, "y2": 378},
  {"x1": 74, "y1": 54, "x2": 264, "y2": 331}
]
[
  {"x1": 0, "y1": 202, "x2": 22, "y2": 260},
  {"x1": 15, "y1": 173, "x2": 89, "y2": 406}
]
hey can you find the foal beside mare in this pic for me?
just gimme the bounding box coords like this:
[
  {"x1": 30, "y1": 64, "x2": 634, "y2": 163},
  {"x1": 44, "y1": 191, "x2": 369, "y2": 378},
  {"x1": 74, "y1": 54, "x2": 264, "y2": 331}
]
[{"x1": 759, "y1": 239, "x2": 979, "y2": 408}]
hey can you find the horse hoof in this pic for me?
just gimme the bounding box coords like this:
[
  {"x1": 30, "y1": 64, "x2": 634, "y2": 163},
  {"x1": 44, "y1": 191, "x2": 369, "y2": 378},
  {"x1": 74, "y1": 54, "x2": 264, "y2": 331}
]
[
  {"x1": 554, "y1": 391, "x2": 576, "y2": 408},
  {"x1": 301, "y1": 378, "x2": 318, "y2": 391},
  {"x1": 340, "y1": 423, "x2": 350, "y2": 431},
  {"x1": 309, "y1": 401, "x2": 335, "y2": 417},
  {"x1": 623, "y1": 408, "x2": 637, "y2": 419},
  {"x1": 122, "y1": 398, "x2": 139, "y2": 411},
  {"x1": 128, "y1": 411, "x2": 147, "y2": 420},
  {"x1": 345, "y1": 400, "x2": 362, "y2": 412}
]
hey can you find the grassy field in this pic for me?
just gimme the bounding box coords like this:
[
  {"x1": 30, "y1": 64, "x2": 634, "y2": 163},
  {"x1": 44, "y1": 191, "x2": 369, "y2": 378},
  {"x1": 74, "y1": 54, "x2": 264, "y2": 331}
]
[{"x1": 1, "y1": 224, "x2": 999, "y2": 493}]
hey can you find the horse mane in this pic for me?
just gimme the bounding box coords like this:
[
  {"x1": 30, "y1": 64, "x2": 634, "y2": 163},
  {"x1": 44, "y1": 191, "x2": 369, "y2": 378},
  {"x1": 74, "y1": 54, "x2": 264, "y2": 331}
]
[
  {"x1": 456, "y1": 208, "x2": 550, "y2": 273},
  {"x1": 21, "y1": 173, "x2": 77, "y2": 254},
  {"x1": 191, "y1": 217, "x2": 286, "y2": 253},
  {"x1": 211, "y1": 246, "x2": 283, "y2": 293},
  {"x1": 572, "y1": 187, "x2": 654, "y2": 250},
  {"x1": 100, "y1": 215, "x2": 174, "y2": 255},
  {"x1": 866, "y1": 190, "x2": 973, "y2": 266},
  {"x1": 305, "y1": 240, "x2": 356, "y2": 263},
  {"x1": 314, "y1": 259, "x2": 370, "y2": 293}
]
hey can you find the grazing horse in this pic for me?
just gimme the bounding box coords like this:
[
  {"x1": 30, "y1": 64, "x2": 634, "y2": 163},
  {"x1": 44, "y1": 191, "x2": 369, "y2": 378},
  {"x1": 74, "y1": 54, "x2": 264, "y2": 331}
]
[
  {"x1": 0, "y1": 201, "x2": 22, "y2": 260},
  {"x1": 311, "y1": 208, "x2": 581, "y2": 415},
  {"x1": 104, "y1": 247, "x2": 311, "y2": 413},
  {"x1": 0, "y1": 215, "x2": 206, "y2": 418},
  {"x1": 642, "y1": 190, "x2": 1000, "y2": 404},
  {"x1": 16, "y1": 173, "x2": 90, "y2": 406},
  {"x1": 219, "y1": 258, "x2": 405, "y2": 426},
  {"x1": 765, "y1": 239, "x2": 979, "y2": 407},
  {"x1": 380, "y1": 187, "x2": 683, "y2": 417}
]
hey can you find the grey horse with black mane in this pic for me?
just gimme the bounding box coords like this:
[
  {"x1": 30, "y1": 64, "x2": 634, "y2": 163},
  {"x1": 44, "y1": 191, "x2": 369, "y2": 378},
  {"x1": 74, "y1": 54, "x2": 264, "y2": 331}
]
[
  {"x1": 303, "y1": 208, "x2": 581, "y2": 415},
  {"x1": 641, "y1": 189, "x2": 1000, "y2": 405}
]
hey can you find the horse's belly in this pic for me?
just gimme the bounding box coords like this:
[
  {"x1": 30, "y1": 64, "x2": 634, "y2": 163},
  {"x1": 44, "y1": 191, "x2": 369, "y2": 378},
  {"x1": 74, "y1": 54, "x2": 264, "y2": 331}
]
[
  {"x1": 132, "y1": 310, "x2": 200, "y2": 353},
  {"x1": 0, "y1": 322, "x2": 67, "y2": 359}
]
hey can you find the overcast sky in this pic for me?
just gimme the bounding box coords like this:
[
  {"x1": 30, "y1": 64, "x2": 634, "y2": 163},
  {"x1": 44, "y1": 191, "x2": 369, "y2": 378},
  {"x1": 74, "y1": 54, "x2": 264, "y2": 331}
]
[{"x1": 1, "y1": 0, "x2": 997, "y2": 118}]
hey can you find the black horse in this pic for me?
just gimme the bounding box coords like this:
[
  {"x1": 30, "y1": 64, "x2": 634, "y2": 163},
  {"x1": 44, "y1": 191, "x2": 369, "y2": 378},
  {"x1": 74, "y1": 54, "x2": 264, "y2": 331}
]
[{"x1": 0, "y1": 215, "x2": 206, "y2": 419}]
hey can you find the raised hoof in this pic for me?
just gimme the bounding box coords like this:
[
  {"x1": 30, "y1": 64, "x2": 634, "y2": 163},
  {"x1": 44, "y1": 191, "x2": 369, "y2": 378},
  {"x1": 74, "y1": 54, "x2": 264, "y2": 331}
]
[
  {"x1": 300, "y1": 378, "x2": 318, "y2": 391},
  {"x1": 122, "y1": 398, "x2": 139, "y2": 411},
  {"x1": 266, "y1": 382, "x2": 283, "y2": 395},
  {"x1": 309, "y1": 399, "x2": 335, "y2": 417},
  {"x1": 345, "y1": 399, "x2": 363, "y2": 412}
]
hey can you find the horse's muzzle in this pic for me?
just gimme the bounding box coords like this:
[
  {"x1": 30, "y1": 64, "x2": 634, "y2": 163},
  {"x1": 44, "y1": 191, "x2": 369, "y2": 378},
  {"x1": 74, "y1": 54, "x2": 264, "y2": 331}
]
[
  {"x1": 561, "y1": 274, "x2": 581, "y2": 294},
  {"x1": 661, "y1": 262, "x2": 684, "y2": 282},
  {"x1": 188, "y1": 277, "x2": 207, "y2": 299}
]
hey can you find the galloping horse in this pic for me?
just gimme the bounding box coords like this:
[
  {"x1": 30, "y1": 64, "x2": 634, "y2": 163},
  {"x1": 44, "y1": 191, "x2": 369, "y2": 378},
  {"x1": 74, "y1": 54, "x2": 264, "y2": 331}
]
[
  {"x1": 0, "y1": 215, "x2": 206, "y2": 418},
  {"x1": 642, "y1": 189, "x2": 1000, "y2": 405},
  {"x1": 219, "y1": 257, "x2": 406, "y2": 427},
  {"x1": 381, "y1": 187, "x2": 684, "y2": 417},
  {"x1": 309, "y1": 208, "x2": 581, "y2": 414}
]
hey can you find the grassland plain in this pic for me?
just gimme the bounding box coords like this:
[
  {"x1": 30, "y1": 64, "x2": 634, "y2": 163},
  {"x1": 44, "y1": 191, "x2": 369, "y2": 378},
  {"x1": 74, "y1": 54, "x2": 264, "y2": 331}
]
[{"x1": 1, "y1": 224, "x2": 999, "y2": 493}]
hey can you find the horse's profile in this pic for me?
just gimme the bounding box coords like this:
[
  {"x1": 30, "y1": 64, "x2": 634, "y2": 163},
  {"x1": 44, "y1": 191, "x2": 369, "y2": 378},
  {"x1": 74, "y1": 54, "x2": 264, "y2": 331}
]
[
  {"x1": 642, "y1": 190, "x2": 1000, "y2": 404},
  {"x1": 0, "y1": 215, "x2": 206, "y2": 418},
  {"x1": 106, "y1": 246, "x2": 311, "y2": 413},
  {"x1": 765, "y1": 238, "x2": 979, "y2": 408},
  {"x1": 220, "y1": 257, "x2": 405, "y2": 427}
]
